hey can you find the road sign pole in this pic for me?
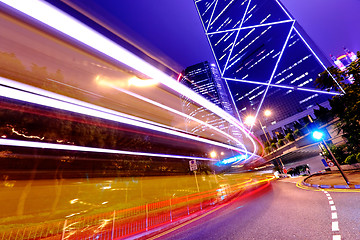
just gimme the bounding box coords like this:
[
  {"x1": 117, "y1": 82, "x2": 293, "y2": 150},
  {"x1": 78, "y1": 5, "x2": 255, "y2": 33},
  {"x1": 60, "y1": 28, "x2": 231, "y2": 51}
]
[
  {"x1": 321, "y1": 139, "x2": 350, "y2": 185},
  {"x1": 194, "y1": 171, "x2": 200, "y2": 192},
  {"x1": 111, "y1": 210, "x2": 115, "y2": 240},
  {"x1": 189, "y1": 160, "x2": 200, "y2": 192}
]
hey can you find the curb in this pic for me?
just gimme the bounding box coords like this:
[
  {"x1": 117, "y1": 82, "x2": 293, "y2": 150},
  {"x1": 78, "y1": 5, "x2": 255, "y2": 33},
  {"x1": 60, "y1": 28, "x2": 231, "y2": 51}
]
[
  {"x1": 301, "y1": 175, "x2": 360, "y2": 190},
  {"x1": 301, "y1": 180, "x2": 355, "y2": 189}
]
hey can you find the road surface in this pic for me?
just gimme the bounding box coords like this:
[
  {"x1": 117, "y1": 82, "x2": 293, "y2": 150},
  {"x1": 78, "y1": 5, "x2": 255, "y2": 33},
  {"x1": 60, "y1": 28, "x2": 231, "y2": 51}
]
[{"x1": 153, "y1": 178, "x2": 360, "y2": 240}]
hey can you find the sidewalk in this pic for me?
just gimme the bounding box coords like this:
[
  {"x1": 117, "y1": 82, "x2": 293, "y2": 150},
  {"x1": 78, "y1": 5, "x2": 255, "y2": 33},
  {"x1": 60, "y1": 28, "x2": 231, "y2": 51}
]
[{"x1": 303, "y1": 170, "x2": 360, "y2": 189}]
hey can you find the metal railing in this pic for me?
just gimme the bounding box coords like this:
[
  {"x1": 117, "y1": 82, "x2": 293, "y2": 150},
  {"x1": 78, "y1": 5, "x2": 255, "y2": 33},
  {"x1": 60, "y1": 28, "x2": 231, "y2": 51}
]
[{"x1": 0, "y1": 176, "x2": 273, "y2": 240}]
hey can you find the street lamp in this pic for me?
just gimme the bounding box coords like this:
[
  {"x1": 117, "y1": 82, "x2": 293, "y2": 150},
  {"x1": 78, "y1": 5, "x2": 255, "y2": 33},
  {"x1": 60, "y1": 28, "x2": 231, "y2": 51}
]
[
  {"x1": 264, "y1": 109, "x2": 272, "y2": 117},
  {"x1": 244, "y1": 110, "x2": 272, "y2": 143},
  {"x1": 312, "y1": 130, "x2": 350, "y2": 185},
  {"x1": 210, "y1": 151, "x2": 217, "y2": 159}
]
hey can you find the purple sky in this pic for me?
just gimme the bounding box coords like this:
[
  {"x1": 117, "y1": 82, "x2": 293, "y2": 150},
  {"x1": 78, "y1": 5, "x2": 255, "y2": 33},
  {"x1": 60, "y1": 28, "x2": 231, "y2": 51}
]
[{"x1": 67, "y1": 0, "x2": 360, "y2": 73}]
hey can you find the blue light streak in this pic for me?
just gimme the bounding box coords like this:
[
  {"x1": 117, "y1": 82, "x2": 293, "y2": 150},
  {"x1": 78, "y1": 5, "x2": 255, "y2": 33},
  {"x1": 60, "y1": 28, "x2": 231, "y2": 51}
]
[{"x1": 215, "y1": 154, "x2": 248, "y2": 166}]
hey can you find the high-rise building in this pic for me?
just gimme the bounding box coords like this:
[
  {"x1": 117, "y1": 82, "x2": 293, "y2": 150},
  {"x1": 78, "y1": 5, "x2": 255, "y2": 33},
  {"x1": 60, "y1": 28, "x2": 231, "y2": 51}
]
[
  {"x1": 194, "y1": 0, "x2": 342, "y2": 141},
  {"x1": 331, "y1": 47, "x2": 358, "y2": 71},
  {"x1": 180, "y1": 61, "x2": 241, "y2": 140}
]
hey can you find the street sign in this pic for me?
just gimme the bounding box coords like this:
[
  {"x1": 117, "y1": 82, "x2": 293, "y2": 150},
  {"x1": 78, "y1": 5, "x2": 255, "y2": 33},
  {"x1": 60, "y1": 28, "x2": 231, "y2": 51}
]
[
  {"x1": 189, "y1": 160, "x2": 197, "y2": 171},
  {"x1": 321, "y1": 159, "x2": 329, "y2": 167},
  {"x1": 325, "y1": 158, "x2": 335, "y2": 167}
]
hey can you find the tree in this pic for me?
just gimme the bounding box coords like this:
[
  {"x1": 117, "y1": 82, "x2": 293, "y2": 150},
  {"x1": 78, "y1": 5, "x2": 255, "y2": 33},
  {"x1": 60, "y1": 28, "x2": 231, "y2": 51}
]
[
  {"x1": 285, "y1": 133, "x2": 295, "y2": 142},
  {"x1": 346, "y1": 51, "x2": 360, "y2": 82},
  {"x1": 293, "y1": 129, "x2": 302, "y2": 138},
  {"x1": 293, "y1": 121, "x2": 303, "y2": 130},
  {"x1": 270, "y1": 143, "x2": 278, "y2": 151},
  {"x1": 344, "y1": 154, "x2": 357, "y2": 165},
  {"x1": 329, "y1": 73, "x2": 360, "y2": 154},
  {"x1": 315, "y1": 53, "x2": 360, "y2": 156},
  {"x1": 313, "y1": 103, "x2": 331, "y2": 124},
  {"x1": 315, "y1": 66, "x2": 345, "y2": 92}
]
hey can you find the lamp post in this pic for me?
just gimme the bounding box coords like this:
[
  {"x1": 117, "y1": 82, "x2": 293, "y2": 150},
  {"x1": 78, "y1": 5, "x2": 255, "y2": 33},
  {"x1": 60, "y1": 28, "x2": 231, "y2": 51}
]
[
  {"x1": 258, "y1": 119, "x2": 270, "y2": 143},
  {"x1": 244, "y1": 109, "x2": 272, "y2": 143},
  {"x1": 312, "y1": 131, "x2": 350, "y2": 185}
]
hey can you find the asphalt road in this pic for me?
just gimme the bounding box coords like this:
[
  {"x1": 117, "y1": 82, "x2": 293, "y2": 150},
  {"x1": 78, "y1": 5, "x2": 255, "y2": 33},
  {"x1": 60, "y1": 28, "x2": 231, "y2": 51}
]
[{"x1": 154, "y1": 179, "x2": 360, "y2": 240}]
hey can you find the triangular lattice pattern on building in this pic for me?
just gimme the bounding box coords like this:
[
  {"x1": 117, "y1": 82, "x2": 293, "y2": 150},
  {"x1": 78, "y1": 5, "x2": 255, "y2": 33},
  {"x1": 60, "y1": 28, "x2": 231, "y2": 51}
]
[{"x1": 194, "y1": 0, "x2": 340, "y2": 124}]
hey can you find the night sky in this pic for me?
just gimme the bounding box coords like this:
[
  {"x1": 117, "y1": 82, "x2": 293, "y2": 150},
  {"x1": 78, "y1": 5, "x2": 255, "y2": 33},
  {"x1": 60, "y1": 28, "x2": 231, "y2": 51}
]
[{"x1": 66, "y1": 0, "x2": 360, "y2": 73}]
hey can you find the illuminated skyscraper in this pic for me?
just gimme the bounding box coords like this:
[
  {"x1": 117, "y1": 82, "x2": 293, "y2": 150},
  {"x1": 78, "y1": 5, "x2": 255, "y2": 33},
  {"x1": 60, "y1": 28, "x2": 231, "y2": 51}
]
[
  {"x1": 194, "y1": 0, "x2": 342, "y2": 139},
  {"x1": 181, "y1": 61, "x2": 241, "y2": 139},
  {"x1": 331, "y1": 47, "x2": 358, "y2": 71},
  {"x1": 181, "y1": 61, "x2": 234, "y2": 113}
]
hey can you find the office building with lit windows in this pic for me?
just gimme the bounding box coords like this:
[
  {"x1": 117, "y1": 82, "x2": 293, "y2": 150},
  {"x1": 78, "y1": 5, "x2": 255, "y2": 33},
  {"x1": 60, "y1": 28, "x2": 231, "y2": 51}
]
[
  {"x1": 331, "y1": 47, "x2": 358, "y2": 71},
  {"x1": 180, "y1": 61, "x2": 241, "y2": 139},
  {"x1": 194, "y1": 0, "x2": 342, "y2": 141}
]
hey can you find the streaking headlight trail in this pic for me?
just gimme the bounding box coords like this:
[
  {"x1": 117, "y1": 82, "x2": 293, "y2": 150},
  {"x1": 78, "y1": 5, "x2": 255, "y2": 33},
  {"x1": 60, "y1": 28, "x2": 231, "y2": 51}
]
[
  {"x1": 0, "y1": 0, "x2": 260, "y2": 159},
  {"x1": 0, "y1": 77, "x2": 249, "y2": 154},
  {"x1": 0, "y1": 139, "x2": 215, "y2": 161}
]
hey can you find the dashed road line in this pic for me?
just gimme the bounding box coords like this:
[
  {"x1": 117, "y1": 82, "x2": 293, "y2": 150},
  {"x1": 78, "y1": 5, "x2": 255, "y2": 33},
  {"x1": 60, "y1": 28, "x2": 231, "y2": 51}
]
[
  {"x1": 332, "y1": 221, "x2": 339, "y2": 231},
  {"x1": 322, "y1": 190, "x2": 341, "y2": 240}
]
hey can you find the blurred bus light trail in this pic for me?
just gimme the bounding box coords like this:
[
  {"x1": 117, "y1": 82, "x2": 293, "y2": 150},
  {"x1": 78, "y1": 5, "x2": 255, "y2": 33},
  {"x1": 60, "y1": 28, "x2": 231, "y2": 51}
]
[
  {"x1": 0, "y1": 77, "x2": 250, "y2": 154},
  {"x1": 0, "y1": 0, "x2": 260, "y2": 158},
  {"x1": 0, "y1": 138, "x2": 216, "y2": 161}
]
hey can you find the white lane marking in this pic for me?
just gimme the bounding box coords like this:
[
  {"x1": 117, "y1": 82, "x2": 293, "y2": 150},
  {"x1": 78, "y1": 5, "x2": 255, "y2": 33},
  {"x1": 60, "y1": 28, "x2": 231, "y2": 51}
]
[{"x1": 323, "y1": 191, "x2": 342, "y2": 239}]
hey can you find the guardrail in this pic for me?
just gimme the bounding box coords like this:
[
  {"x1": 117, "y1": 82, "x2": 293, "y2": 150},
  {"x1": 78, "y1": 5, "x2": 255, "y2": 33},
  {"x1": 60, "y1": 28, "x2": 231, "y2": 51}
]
[{"x1": 0, "y1": 176, "x2": 273, "y2": 240}]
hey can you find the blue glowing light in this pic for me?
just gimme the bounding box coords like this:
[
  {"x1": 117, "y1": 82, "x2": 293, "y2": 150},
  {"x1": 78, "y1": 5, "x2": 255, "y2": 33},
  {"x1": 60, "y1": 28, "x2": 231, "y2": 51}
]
[
  {"x1": 215, "y1": 154, "x2": 248, "y2": 166},
  {"x1": 312, "y1": 131, "x2": 323, "y2": 140}
]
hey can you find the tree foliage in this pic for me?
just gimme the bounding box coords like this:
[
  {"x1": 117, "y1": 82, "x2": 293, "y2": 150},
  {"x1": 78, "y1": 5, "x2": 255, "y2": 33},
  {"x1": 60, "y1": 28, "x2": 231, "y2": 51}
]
[
  {"x1": 315, "y1": 66, "x2": 346, "y2": 92},
  {"x1": 315, "y1": 51, "x2": 360, "y2": 156}
]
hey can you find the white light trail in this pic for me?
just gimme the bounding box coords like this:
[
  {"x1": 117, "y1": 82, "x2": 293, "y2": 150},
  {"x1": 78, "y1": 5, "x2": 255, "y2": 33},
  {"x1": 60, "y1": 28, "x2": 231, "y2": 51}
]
[
  {"x1": 108, "y1": 84, "x2": 246, "y2": 149},
  {"x1": 0, "y1": 0, "x2": 259, "y2": 157},
  {"x1": 0, "y1": 138, "x2": 215, "y2": 161},
  {"x1": 0, "y1": 77, "x2": 248, "y2": 153}
]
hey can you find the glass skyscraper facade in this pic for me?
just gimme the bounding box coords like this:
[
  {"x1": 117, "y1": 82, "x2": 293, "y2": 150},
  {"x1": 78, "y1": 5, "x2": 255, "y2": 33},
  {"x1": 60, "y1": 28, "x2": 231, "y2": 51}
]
[
  {"x1": 181, "y1": 61, "x2": 241, "y2": 140},
  {"x1": 194, "y1": 0, "x2": 341, "y2": 137}
]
